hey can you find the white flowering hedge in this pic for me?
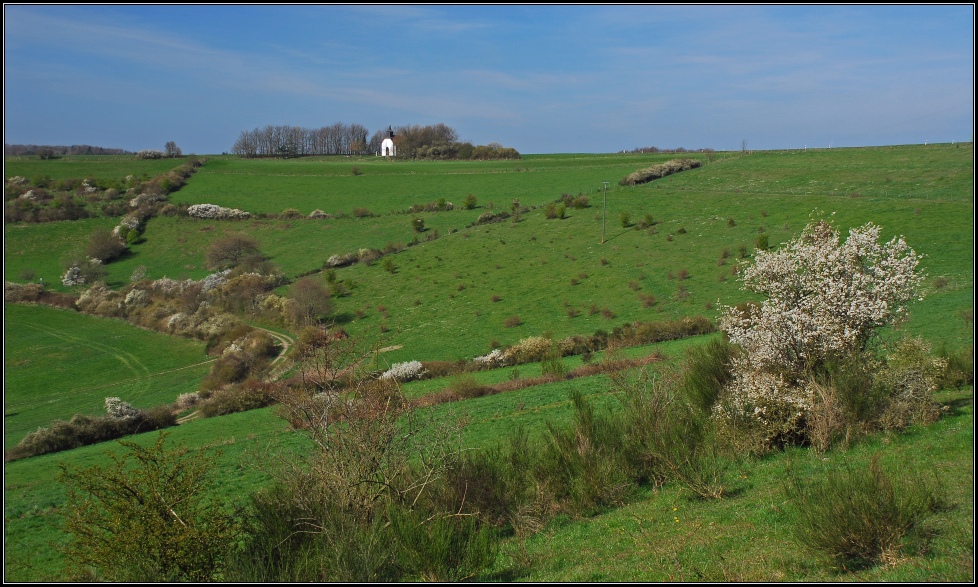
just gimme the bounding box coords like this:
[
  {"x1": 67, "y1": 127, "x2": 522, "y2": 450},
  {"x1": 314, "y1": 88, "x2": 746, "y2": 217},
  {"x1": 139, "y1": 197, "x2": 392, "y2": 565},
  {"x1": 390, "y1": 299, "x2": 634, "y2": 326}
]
[
  {"x1": 187, "y1": 203, "x2": 251, "y2": 220},
  {"x1": 380, "y1": 360, "x2": 428, "y2": 382}
]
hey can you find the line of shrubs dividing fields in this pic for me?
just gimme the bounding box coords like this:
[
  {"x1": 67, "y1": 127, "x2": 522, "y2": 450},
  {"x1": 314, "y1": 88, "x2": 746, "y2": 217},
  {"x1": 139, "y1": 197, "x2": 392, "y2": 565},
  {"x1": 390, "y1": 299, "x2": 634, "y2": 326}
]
[
  {"x1": 619, "y1": 157, "x2": 702, "y2": 186},
  {"x1": 0, "y1": 299, "x2": 715, "y2": 461},
  {"x1": 4, "y1": 157, "x2": 204, "y2": 224}
]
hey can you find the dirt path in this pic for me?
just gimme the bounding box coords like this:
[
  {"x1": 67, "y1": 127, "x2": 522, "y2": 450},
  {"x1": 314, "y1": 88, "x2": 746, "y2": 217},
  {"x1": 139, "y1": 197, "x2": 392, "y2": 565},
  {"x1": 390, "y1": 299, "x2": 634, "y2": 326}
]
[{"x1": 254, "y1": 326, "x2": 296, "y2": 381}]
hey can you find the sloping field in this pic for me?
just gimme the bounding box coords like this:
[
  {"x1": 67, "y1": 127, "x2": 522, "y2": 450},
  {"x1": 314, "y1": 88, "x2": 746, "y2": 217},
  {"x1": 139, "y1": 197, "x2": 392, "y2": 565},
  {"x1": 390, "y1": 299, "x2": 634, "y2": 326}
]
[
  {"x1": 2, "y1": 144, "x2": 973, "y2": 581},
  {"x1": 3, "y1": 304, "x2": 212, "y2": 448},
  {"x1": 6, "y1": 145, "x2": 972, "y2": 363}
]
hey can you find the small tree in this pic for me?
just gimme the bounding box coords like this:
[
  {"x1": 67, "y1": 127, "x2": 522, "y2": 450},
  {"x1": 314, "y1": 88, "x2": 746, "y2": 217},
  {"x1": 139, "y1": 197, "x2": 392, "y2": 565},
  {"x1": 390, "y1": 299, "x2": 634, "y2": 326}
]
[
  {"x1": 288, "y1": 277, "x2": 333, "y2": 326},
  {"x1": 164, "y1": 141, "x2": 182, "y2": 158},
  {"x1": 205, "y1": 233, "x2": 262, "y2": 270},
  {"x1": 86, "y1": 228, "x2": 127, "y2": 263},
  {"x1": 58, "y1": 432, "x2": 237, "y2": 581}
]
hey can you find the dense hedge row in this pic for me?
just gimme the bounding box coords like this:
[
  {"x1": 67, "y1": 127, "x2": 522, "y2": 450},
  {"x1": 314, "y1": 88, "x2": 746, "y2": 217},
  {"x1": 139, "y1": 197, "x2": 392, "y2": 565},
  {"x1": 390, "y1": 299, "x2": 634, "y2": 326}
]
[{"x1": 619, "y1": 158, "x2": 702, "y2": 186}]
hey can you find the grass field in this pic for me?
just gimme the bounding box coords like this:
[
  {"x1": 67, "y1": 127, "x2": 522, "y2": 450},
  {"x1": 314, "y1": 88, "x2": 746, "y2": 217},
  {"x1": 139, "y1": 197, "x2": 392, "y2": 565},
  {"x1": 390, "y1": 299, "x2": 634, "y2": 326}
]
[
  {"x1": 3, "y1": 143, "x2": 973, "y2": 581},
  {"x1": 3, "y1": 155, "x2": 188, "y2": 183},
  {"x1": 4, "y1": 366, "x2": 971, "y2": 581},
  {"x1": 6, "y1": 145, "x2": 972, "y2": 363},
  {"x1": 3, "y1": 303, "x2": 212, "y2": 449}
]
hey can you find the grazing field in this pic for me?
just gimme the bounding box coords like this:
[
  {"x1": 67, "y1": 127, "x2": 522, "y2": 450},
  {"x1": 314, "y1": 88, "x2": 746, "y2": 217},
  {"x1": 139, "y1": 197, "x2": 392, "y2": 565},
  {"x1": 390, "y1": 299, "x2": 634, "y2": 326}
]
[
  {"x1": 3, "y1": 303, "x2": 212, "y2": 449},
  {"x1": 2, "y1": 143, "x2": 973, "y2": 582},
  {"x1": 4, "y1": 155, "x2": 184, "y2": 183},
  {"x1": 172, "y1": 153, "x2": 725, "y2": 216},
  {"x1": 6, "y1": 145, "x2": 972, "y2": 362}
]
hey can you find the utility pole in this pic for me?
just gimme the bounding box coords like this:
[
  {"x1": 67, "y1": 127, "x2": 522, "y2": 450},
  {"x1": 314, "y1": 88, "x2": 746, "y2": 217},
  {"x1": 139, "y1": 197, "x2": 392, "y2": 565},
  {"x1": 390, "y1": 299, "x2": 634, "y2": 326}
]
[{"x1": 601, "y1": 181, "x2": 609, "y2": 244}]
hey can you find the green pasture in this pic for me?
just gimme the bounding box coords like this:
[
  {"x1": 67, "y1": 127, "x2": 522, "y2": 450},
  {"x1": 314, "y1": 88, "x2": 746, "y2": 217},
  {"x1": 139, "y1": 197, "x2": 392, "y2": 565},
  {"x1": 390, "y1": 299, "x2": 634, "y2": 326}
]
[
  {"x1": 2, "y1": 144, "x2": 973, "y2": 581},
  {"x1": 499, "y1": 388, "x2": 974, "y2": 582},
  {"x1": 4, "y1": 155, "x2": 183, "y2": 183},
  {"x1": 3, "y1": 304, "x2": 211, "y2": 448},
  {"x1": 5, "y1": 144, "x2": 973, "y2": 363},
  {"x1": 172, "y1": 152, "x2": 726, "y2": 216}
]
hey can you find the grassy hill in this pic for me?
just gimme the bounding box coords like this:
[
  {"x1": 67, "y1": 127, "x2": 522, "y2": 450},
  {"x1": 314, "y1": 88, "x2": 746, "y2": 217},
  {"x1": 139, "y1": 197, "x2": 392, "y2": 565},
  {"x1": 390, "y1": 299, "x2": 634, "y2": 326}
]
[{"x1": 3, "y1": 144, "x2": 973, "y2": 581}]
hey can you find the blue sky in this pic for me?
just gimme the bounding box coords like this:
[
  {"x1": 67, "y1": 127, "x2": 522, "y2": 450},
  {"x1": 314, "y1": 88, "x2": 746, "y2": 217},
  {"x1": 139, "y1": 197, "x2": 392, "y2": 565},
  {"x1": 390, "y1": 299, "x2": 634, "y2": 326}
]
[{"x1": 3, "y1": 5, "x2": 973, "y2": 154}]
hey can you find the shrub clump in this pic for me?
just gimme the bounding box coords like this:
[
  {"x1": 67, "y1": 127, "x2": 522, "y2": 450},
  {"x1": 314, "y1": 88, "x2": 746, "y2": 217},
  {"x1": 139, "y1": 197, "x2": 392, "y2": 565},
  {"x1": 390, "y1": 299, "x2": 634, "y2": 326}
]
[
  {"x1": 6, "y1": 401, "x2": 176, "y2": 461},
  {"x1": 786, "y1": 457, "x2": 945, "y2": 569},
  {"x1": 619, "y1": 158, "x2": 702, "y2": 186},
  {"x1": 716, "y1": 220, "x2": 928, "y2": 449},
  {"x1": 187, "y1": 204, "x2": 251, "y2": 220},
  {"x1": 380, "y1": 360, "x2": 428, "y2": 382}
]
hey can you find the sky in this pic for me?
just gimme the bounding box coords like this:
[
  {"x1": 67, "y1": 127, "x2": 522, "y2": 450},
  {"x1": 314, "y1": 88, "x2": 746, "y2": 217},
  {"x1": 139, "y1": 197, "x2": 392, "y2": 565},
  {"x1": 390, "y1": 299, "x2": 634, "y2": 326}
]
[{"x1": 3, "y1": 4, "x2": 974, "y2": 155}]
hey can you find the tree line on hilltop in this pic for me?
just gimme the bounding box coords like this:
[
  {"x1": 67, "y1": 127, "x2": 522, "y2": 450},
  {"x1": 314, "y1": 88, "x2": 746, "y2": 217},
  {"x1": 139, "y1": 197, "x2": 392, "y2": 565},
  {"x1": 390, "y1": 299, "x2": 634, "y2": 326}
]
[
  {"x1": 5, "y1": 144, "x2": 132, "y2": 158},
  {"x1": 230, "y1": 122, "x2": 519, "y2": 160}
]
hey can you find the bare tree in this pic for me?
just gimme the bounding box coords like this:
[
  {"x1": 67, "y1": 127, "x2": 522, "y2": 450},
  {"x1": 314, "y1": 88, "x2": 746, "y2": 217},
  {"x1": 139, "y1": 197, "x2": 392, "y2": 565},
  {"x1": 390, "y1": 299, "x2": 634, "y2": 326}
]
[
  {"x1": 288, "y1": 277, "x2": 334, "y2": 326},
  {"x1": 205, "y1": 234, "x2": 262, "y2": 270},
  {"x1": 164, "y1": 141, "x2": 182, "y2": 158}
]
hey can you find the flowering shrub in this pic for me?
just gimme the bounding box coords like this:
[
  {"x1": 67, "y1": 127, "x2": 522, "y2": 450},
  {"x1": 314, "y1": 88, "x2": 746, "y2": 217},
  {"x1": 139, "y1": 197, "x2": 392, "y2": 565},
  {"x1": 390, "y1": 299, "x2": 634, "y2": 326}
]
[
  {"x1": 380, "y1": 360, "x2": 428, "y2": 382},
  {"x1": 187, "y1": 204, "x2": 251, "y2": 220},
  {"x1": 717, "y1": 220, "x2": 925, "y2": 444},
  {"x1": 473, "y1": 348, "x2": 509, "y2": 368},
  {"x1": 503, "y1": 336, "x2": 552, "y2": 365},
  {"x1": 619, "y1": 158, "x2": 701, "y2": 186},
  {"x1": 326, "y1": 253, "x2": 356, "y2": 267},
  {"x1": 720, "y1": 220, "x2": 923, "y2": 377},
  {"x1": 105, "y1": 397, "x2": 139, "y2": 419},
  {"x1": 62, "y1": 259, "x2": 105, "y2": 287}
]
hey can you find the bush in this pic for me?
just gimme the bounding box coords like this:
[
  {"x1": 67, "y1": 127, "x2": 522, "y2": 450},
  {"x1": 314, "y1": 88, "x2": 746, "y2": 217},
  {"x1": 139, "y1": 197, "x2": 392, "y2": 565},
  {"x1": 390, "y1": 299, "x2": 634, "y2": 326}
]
[
  {"x1": 205, "y1": 234, "x2": 262, "y2": 270},
  {"x1": 718, "y1": 220, "x2": 924, "y2": 445},
  {"x1": 503, "y1": 315, "x2": 522, "y2": 328},
  {"x1": 619, "y1": 158, "x2": 701, "y2": 186},
  {"x1": 540, "y1": 392, "x2": 633, "y2": 515},
  {"x1": 390, "y1": 508, "x2": 498, "y2": 582},
  {"x1": 610, "y1": 367, "x2": 729, "y2": 498},
  {"x1": 197, "y1": 381, "x2": 277, "y2": 418},
  {"x1": 786, "y1": 457, "x2": 943, "y2": 569},
  {"x1": 619, "y1": 211, "x2": 631, "y2": 228},
  {"x1": 86, "y1": 229, "x2": 128, "y2": 263},
  {"x1": 380, "y1": 360, "x2": 428, "y2": 382},
  {"x1": 58, "y1": 432, "x2": 238, "y2": 581},
  {"x1": 187, "y1": 204, "x2": 251, "y2": 220},
  {"x1": 5, "y1": 406, "x2": 177, "y2": 461}
]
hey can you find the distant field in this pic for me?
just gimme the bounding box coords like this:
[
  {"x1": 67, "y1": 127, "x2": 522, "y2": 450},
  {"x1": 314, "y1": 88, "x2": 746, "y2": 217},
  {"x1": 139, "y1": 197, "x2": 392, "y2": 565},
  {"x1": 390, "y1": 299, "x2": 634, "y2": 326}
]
[
  {"x1": 5, "y1": 145, "x2": 973, "y2": 362},
  {"x1": 4, "y1": 155, "x2": 183, "y2": 183},
  {"x1": 172, "y1": 152, "x2": 727, "y2": 216},
  {"x1": 3, "y1": 304, "x2": 212, "y2": 449}
]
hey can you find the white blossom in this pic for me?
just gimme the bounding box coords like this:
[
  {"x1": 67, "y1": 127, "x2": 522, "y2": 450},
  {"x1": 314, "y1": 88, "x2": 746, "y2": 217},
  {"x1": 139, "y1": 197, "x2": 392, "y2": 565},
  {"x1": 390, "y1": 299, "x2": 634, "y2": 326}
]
[
  {"x1": 187, "y1": 203, "x2": 251, "y2": 220},
  {"x1": 717, "y1": 220, "x2": 924, "y2": 438},
  {"x1": 105, "y1": 397, "x2": 138, "y2": 419},
  {"x1": 380, "y1": 360, "x2": 427, "y2": 382},
  {"x1": 720, "y1": 220, "x2": 923, "y2": 377}
]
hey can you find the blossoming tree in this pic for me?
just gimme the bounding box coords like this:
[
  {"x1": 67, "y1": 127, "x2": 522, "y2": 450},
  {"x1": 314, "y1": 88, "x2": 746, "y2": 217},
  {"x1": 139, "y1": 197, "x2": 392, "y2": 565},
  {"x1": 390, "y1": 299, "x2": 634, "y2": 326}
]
[{"x1": 718, "y1": 219, "x2": 924, "y2": 438}]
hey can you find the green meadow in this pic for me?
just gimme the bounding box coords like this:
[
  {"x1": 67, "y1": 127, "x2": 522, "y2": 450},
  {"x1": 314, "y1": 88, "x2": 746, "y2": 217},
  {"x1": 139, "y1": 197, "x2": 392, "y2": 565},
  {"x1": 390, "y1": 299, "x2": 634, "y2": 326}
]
[
  {"x1": 4, "y1": 155, "x2": 186, "y2": 183},
  {"x1": 3, "y1": 143, "x2": 973, "y2": 581},
  {"x1": 3, "y1": 304, "x2": 212, "y2": 449}
]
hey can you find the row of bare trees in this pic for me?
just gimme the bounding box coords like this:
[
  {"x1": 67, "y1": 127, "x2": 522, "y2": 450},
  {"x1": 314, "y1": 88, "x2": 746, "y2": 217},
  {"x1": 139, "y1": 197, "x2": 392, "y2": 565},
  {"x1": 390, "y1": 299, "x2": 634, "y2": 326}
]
[
  {"x1": 231, "y1": 123, "x2": 370, "y2": 158},
  {"x1": 4, "y1": 144, "x2": 131, "y2": 157}
]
